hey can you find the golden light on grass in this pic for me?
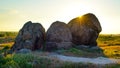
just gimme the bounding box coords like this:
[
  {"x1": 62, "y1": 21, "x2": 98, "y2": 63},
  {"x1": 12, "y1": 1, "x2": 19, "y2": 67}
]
[
  {"x1": 101, "y1": 46, "x2": 120, "y2": 59},
  {"x1": 97, "y1": 34, "x2": 120, "y2": 59},
  {"x1": 0, "y1": 42, "x2": 14, "y2": 49}
]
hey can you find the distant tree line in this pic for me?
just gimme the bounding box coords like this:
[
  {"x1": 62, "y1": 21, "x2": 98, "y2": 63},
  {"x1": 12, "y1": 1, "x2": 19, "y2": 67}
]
[{"x1": 0, "y1": 32, "x2": 18, "y2": 37}]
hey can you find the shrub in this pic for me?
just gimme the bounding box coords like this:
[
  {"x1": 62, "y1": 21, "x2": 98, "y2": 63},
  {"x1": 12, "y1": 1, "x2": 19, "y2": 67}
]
[
  {"x1": 0, "y1": 33, "x2": 5, "y2": 37},
  {"x1": 3, "y1": 60, "x2": 20, "y2": 68},
  {"x1": 12, "y1": 53, "x2": 34, "y2": 68}
]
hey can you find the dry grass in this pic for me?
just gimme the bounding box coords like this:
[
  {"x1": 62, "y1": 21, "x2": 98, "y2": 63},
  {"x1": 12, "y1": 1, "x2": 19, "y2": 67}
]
[
  {"x1": 0, "y1": 42, "x2": 14, "y2": 50},
  {"x1": 101, "y1": 46, "x2": 120, "y2": 59},
  {"x1": 97, "y1": 34, "x2": 120, "y2": 47},
  {"x1": 97, "y1": 34, "x2": 120, "y2": 59}
]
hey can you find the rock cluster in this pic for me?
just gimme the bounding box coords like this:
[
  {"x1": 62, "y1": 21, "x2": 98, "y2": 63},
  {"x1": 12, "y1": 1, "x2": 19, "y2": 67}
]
[{"x1": 11, "y1": 13, "x2": 102, "y2": 52}]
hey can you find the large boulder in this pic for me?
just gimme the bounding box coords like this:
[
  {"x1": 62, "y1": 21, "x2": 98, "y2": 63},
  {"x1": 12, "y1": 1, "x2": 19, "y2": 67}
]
[
  {"x1": 46, "y1": 21, "x2": 73, "y2": 51},
  {"x1": 68, "y1": 13, "x2": 102, "y2": 47},
  {"x1": 11, "y1": 21, "x2": 45, "y2": 52}
]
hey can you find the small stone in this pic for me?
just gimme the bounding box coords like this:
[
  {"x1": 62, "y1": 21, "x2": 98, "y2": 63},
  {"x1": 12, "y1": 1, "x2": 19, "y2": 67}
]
[{"x1": 16, "y1": 48, "x2": 31, "y2": 54}]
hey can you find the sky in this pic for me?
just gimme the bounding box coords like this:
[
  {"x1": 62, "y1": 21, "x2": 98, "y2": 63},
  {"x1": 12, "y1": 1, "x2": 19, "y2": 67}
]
[{"x1": 0, "y1": 0, "x2": 120, "y2": 34}]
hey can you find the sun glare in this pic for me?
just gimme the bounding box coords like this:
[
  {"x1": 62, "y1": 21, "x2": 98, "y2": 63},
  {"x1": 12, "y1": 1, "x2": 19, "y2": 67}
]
[
  {"x1": 78, "y1": 15, "x2": 82, "y2": 18},
  {"x1": 59, "y1": 2, "x2": 94, "y2": 19}
]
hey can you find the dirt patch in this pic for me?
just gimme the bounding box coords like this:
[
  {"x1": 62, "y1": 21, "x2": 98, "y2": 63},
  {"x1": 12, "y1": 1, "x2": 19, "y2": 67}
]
[{"x1": 49, "y1": 54, "x2": 120, "y2": 65}]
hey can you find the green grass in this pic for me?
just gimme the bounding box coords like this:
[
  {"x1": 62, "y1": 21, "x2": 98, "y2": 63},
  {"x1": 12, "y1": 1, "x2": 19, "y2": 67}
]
[
  {"x1": 0, "y1": 52, "x2": 52, "y2": 68},
  {"x1": 56, "y1": 47, "x2": 104, "y2": 58}
]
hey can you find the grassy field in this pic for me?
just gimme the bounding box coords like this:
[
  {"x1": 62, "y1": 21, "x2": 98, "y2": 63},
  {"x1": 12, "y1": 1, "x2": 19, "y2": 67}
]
[
  {"x1": 0, "y1": 32, "x2": 17, "y2": 49},
  {"x1": 0, "y1": 32, "x2": 120, "y2": 68},
  {"x1": 97, "y1": 34, "x2": 120, "y2": 47},
  {"x1": 0, "y1": 32, "x2": 17, "y2": 43},
  {"x1": 97, "y1": 34, "x2": 120, "y2": 58},
  {"x1": 1, "y1": 53, "x2": 119, "y2": 68},
  {"x1": 0, "y1": 32, "x2": 120, "y2": 58}
]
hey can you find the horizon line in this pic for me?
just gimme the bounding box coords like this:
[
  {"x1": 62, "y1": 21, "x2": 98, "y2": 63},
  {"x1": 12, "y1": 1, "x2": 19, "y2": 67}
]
[{"x1": 0, "y1": 31, "x2": 120, "y2": 35}]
